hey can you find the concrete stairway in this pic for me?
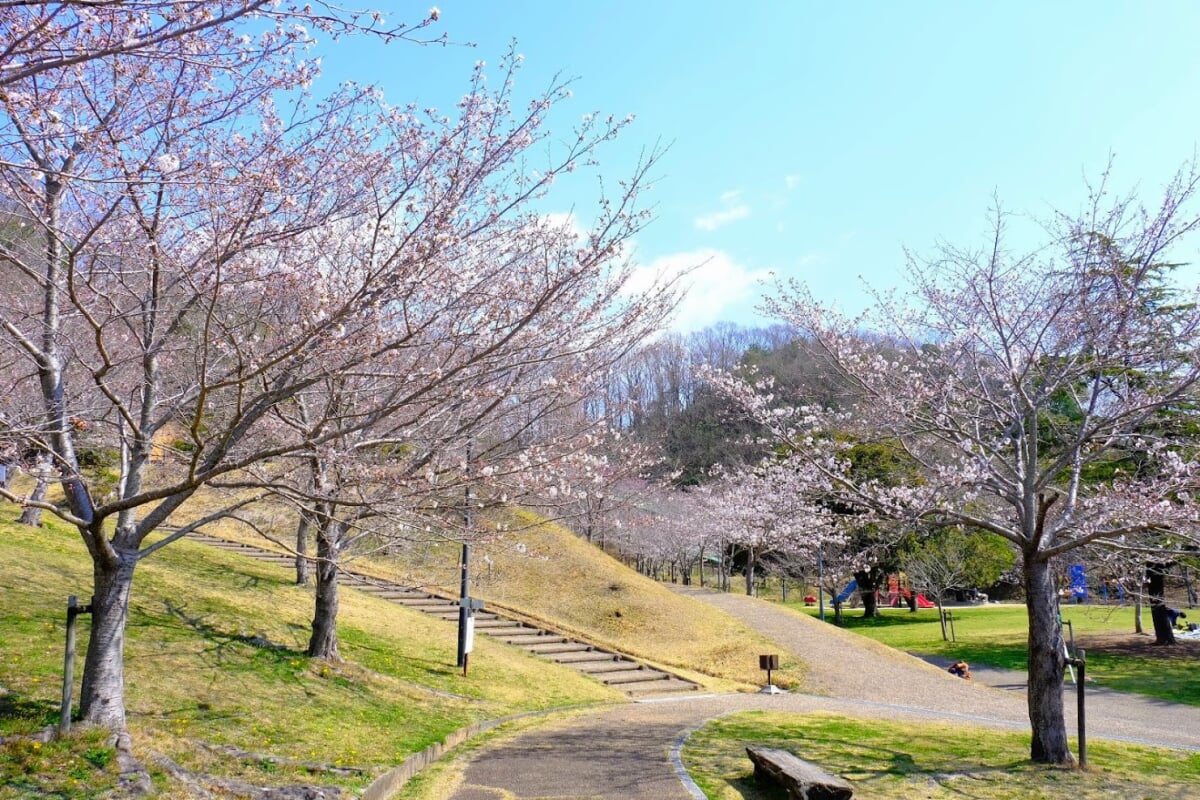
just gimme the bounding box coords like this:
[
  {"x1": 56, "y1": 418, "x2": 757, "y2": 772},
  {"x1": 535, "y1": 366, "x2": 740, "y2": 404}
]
[{"x1": 189, "y1": 533, "x2": 699, "y2": 697}]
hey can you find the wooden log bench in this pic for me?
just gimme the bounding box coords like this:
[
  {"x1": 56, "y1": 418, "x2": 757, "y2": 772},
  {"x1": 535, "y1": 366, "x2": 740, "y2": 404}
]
[{"x1": 745, "y1": 746, "x2": 854, "y2": 800}]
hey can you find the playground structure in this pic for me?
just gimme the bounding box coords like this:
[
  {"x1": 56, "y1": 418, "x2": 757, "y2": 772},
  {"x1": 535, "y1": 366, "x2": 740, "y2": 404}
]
[
  {"x1": 883, "y1": 575, "x2": 936, "y2": 608},
  {"x1": 820, "y1": 575, "x2": 938, "y2": 609}
]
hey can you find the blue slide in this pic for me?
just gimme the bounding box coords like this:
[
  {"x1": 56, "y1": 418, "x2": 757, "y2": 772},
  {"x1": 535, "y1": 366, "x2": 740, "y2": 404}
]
[{"x1": 835, "y1": 579, "x2": 858, "y2": 605}]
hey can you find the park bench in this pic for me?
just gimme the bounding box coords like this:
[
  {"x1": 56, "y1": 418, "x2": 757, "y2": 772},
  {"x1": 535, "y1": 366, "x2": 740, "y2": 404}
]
[{"x1": 745, "y1": 746, "x2": 854, "y2": 800}]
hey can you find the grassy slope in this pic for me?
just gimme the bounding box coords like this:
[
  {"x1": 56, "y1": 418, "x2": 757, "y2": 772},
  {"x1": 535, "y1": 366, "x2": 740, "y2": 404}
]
[
  {"x1": 353, "y1": 507, "x2": 804, "y2": 690},
  {"x1": 0, "y1": 509, "x2": 621, "y2": 797}
]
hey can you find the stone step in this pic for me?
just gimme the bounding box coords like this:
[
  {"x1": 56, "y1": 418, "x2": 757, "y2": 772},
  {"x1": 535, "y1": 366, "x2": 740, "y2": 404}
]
[
  {"x1": 477, "y1": 624, "x2": 536, "y2": 635},
  {"x1": 365, "y1": 591, "x2": 428, "y2": 601},
  {"x1": 504, "y1": 634, "x2": 570, "y2": 646},
  {"x1": 549, "y1": 651, "x2": 617, "y2": 665},
  {"x1": 398, "y1": 603, "x2": 457, "y2": 613},
  {"x1": 188, "y1": 532, "x2": 702, "y2": 695},
  {"x1": 575, "y1": 660, "x2": 645, "y2": 674},
  {"x1": 520, "y1": 642, "x2": 595, "y2": 655},
  {"x1": 398, "y1": 602, "x2": 459, "y2": 613},
  {"x1": 622, "y1": 678, "x2": 698, "y2": 696},
  {"x1": 599, "y1": 669, "x2": 671, "y2": 686}
]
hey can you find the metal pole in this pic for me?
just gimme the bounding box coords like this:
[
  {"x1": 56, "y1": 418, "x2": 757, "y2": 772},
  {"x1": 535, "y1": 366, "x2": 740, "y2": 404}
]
[
  {"x1": 456, "y1": 542, "x2": 470, "y2": 668},
  {"x1": 456, "y1": 442, "x2": 472, "y2": 670},
  {"x1": 1075, "y1": 649, "x2": 1087, "y2": 769}
]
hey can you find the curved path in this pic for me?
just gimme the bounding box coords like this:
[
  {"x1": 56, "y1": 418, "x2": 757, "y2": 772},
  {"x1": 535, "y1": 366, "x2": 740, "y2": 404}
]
[{"x1": 441, "y1": 587, "x2": 1200, "y2": 800}]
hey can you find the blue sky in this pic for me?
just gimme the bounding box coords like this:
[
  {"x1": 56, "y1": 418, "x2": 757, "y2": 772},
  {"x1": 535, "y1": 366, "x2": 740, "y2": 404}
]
[{"x1": 315, "y1": 2, "x2": 1200, "y2": 332}]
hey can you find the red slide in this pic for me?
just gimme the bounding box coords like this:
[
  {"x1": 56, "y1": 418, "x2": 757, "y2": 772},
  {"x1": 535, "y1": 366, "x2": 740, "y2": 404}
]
[{"x1": 916, "y1": 593, "x2": 936, "y2": 608}]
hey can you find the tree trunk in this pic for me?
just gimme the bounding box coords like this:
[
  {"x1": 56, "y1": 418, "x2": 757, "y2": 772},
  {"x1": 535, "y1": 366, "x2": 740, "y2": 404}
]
[
  {"x1": 17, "y1": 456, "x2": 50, "y2": 527},
  {"x1": 1147, "y1": 563, "x2": 1176, "y2": 646},
  {"x1": 1023, "y1": 555, "x2": 1073, "y2": 765},
  {"x1": 79, "y1": 548, "x2": 138, "y2": 732},
  {"x1": 936, "y1": 599, "x2": 948, "y2": 641},
  {"x1": 854, "y1": 569, "x2": 881, "y2": 618},
  {"x1": 744, "y1": 546, "x2": 756, "y2": 596},
  {"x1": 294, "y1": 511, "x2": 311, "y2": 586},
  {"x1": 1134, "y1": 595, "x2": 1144, "y2": 634},
  {"x1": 307, "y1": 522, "x2": 341, "y2": 660}
]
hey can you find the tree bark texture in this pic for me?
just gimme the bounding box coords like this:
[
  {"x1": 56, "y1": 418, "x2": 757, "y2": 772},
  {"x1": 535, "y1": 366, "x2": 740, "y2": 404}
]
[
  {"x1": 744, "y1": 546, "x2": 756, "y2": 596},
  {"x1": 854, "y1": 569, "x2": 880, "y2": 618},
  {"x1": 307, "y1": 522, "x2": 340, "y2": 660},
  {"x1": 1147, "y1": 563, "x2": 1176, "y2": 646},
  {"x1": 79, "y1": 549, "x2": 137, "y2": 732},
  {"x1": 17, "y1": 456, "x2": 50, "y2": 527},
  {"x1": 1023, "y1": 555, "x2": 1073, "y2": 765},
  {"x1": 294, "y1": 512, "x2": 311, "y2": 586}
]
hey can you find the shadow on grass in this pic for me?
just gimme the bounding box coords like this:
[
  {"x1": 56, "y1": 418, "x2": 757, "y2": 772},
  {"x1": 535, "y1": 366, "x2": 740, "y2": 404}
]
[
  {"x1": 911, "y1": 642, "x2": 1031, "y2": 671},
  {"x1": 716, "y1": 733, "x2": 1034, "y2": 800},
  {"x1": 337, "y1": 628, "x2": 461, "y2": 680},
  {"x1": 0, "y1": 691, "x2": 59, "y2": 731},
  {"x1": 161, "y1": 600, "x2": 302, "y2": 660},
  {"x1": 818, "y1": 610, "x2": 946, "y2": 629}
]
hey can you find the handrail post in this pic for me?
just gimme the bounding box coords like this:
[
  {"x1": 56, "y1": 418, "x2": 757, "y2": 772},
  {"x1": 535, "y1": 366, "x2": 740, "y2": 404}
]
[
  {"x1": 60, "y1": 595, "x2": 93, "y2": 735},
  {"x1": 1069, "y1": 649, "x2": 1087, "y2": 769}
]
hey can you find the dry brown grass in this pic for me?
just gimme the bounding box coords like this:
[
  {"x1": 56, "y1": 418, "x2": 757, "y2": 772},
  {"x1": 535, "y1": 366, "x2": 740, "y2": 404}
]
[
  {"x1": 162, "y1": 488, "x2": 808, "y2": 689},
  {"x1": 354, "y1": 507, "x2": 807, "y2": 691}
]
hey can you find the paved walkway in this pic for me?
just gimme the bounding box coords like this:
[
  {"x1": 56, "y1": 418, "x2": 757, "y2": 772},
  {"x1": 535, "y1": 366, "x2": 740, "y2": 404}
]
[{"x1": 441, "y1": 587, "x2": 1200, "y2": 799}]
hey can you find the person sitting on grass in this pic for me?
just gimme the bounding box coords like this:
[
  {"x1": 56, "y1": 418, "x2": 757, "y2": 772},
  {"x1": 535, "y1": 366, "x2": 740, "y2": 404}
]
[{"x1": 948, "y1": 660, "x2": 972, "y2": 680}]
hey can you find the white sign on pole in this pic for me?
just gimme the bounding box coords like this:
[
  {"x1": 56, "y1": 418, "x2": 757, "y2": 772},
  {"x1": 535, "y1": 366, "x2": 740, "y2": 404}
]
[{"x1": 464, "y1": 614, "x2": 475, "y2": 654}]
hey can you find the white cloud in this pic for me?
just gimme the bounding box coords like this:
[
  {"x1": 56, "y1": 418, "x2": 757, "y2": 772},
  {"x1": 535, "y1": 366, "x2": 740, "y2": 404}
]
[
  {"x1": 627, "y1": 249, "x2": 773, "y2": 333},
  {"x1": 543, "y1": 211, "x2": 581, "y2": 237},
  {"x1": 694, "y1": 190, "x2": 751, "y2": 231},
  {"x1": 694, "y1": 204, "x2": 750, "y2": 231},
  {"x1": 784, "y1": 173, "x2": 802, "y2": 190}
]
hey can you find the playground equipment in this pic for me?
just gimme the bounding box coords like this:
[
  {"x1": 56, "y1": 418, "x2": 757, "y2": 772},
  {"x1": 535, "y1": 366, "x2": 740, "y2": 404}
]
[
  {"x1": 834, "y1": 579, "x2": 857, "y2": 604},
  {"x1": 884, "y1": 574, "x2": 936, "y2": 608}
]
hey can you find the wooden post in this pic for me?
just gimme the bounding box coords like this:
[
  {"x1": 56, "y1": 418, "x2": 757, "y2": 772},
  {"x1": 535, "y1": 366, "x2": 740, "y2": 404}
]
[
  {"x1": 60, "y1": 595, "x2": 92, "y2": 735},
  {"x1": 1074, "y1": 649, "x2": 1087, "y2": 769}
]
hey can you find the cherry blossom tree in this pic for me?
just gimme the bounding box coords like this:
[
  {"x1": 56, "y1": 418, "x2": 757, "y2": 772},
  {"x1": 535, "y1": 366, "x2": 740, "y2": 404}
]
[
  {"x1": 713, "y1": 169, "x2": 1200, "y2": 764},
  {"x1": 0, "y1": 4, "x2": 672, "y2": 757},
  {"x1": 0, "y1": 2, "x2": 441, "y2": 88},
  {"x1": 255, "y1": 236, "x2": 677, "y2": 660}
]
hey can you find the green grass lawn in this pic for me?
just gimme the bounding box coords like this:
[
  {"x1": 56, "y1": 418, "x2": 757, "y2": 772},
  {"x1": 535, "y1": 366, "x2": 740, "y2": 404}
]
[
  {"x1": 683, "y1": 710, "x2": 1200, "y2": 800},
  {"x1": 0, "y1": 510, "x2": 620, "y2": 797},
  {"x1": 788, "y1": 601, "x2": 1200, "y2": 705}
]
